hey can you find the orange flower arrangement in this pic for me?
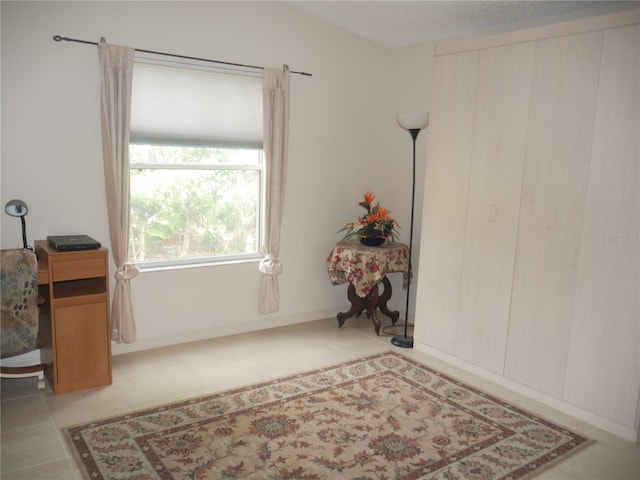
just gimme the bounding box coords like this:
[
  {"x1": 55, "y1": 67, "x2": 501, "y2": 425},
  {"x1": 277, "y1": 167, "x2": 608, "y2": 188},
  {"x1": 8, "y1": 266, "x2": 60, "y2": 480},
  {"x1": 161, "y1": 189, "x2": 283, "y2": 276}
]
[{"x1": 339, "y1": 191, "x2": 399, "y2": 245}]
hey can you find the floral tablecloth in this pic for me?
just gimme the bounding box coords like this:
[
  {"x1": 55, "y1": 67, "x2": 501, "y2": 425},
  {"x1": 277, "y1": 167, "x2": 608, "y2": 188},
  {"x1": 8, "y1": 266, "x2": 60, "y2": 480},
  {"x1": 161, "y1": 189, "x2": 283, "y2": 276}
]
[{"x1": 327, "y1": 240, "x2": 409, "y2": 298}]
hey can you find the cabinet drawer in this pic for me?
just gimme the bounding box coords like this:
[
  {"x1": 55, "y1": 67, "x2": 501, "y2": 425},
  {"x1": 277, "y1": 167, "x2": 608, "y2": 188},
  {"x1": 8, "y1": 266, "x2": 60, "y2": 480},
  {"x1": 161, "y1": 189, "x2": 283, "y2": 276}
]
[{"x1": 52, "y1": 257, "x2": 106, "y2": 282}]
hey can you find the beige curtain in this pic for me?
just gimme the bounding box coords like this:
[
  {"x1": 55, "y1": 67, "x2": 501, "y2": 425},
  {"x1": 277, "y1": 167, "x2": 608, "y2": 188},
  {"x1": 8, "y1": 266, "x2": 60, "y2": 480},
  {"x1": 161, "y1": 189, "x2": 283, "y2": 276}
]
[
  {"x1": 258, "y1": 67, "x2": 290, "y2": 313},
  {"x1": 97, "y1": 39, "x2": 139, "y2": 343}
]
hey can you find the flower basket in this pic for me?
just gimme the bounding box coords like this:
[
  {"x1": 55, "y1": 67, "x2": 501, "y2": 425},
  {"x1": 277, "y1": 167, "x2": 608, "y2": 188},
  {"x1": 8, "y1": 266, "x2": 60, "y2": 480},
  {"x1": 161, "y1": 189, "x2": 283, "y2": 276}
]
[
  {"x1": 338, "y1": 192, "x2": 399, "y2": 247},
  {"x1": 360, "y1": 235, "x2": 386, "y2": 247}
]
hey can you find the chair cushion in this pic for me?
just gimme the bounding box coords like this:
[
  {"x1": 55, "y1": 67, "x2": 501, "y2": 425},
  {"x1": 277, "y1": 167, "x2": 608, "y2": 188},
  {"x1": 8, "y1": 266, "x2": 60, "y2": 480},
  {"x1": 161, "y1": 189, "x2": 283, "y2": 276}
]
[{"x1": 1, "y1": 249, "x2": 39, "y2": 358}]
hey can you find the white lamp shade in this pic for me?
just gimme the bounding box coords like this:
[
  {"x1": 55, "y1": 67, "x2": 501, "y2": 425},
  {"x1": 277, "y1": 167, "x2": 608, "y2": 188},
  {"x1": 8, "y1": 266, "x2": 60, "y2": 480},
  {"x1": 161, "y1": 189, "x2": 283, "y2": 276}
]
[{"x1": 396, "y1": 112, "x2": 429, "y2": 131}]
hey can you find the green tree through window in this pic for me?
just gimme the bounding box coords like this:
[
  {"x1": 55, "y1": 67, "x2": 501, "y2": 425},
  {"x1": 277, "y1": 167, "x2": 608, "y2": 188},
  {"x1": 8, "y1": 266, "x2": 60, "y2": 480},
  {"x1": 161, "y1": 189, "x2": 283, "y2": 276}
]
[{"x1": 129, "y1": 145, "x2": 261, "y2": 266}]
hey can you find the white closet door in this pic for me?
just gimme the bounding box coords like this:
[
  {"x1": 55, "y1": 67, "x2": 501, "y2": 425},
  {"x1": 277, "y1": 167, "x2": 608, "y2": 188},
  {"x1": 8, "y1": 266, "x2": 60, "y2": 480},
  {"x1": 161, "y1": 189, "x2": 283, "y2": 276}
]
[
  {"x1": 505, "y1": 32, "x2": 604, "y2": 397},
  {"x1": 414, "y1": 51, "x2": 478, "y2": 352},
  {"x1": 563, "y1": 25, "x2": 640, "y2": 427},
  {"x1": 455, "y1": 43, "x2": 534, "y2": 373}
]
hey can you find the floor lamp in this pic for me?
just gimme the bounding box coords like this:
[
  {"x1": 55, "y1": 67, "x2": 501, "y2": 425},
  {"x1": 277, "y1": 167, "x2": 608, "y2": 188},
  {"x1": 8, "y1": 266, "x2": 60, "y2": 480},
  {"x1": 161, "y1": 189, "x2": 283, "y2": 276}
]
[{"x1": 391, "y1": 112, "x2": 429, "y2": 349}]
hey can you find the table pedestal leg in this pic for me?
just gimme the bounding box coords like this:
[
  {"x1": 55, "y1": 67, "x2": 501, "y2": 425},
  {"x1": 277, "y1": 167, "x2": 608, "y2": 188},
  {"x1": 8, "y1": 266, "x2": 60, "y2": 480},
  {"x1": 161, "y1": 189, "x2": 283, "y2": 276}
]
[
  {"x1": 336, "y1": 277, "x2": 399, "y2": 335},
  {"x1": 378, "y1": 277, "x2": 400, "y2": 325}
]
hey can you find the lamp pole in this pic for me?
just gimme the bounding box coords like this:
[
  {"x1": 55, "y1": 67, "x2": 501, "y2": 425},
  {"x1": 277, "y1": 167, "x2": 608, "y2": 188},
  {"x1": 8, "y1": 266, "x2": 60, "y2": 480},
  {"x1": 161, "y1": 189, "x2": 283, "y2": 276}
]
[{"x1": 392, "y1": 113, "x2": 429, "y2": 349}]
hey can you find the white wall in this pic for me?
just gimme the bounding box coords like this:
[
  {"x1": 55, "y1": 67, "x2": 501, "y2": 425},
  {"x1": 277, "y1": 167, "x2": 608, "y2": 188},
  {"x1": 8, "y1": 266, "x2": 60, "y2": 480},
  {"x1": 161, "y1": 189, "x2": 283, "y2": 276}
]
[{"x1": 1, "y1": 1, "x2": 427, "y2": 353}]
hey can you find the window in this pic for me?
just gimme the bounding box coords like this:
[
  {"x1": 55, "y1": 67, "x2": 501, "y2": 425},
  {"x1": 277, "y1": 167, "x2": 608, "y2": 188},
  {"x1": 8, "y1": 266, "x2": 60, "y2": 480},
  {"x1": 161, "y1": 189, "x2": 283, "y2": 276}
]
[{"x1": 129, "y1": 60, "x2": 263, "y2": 268}]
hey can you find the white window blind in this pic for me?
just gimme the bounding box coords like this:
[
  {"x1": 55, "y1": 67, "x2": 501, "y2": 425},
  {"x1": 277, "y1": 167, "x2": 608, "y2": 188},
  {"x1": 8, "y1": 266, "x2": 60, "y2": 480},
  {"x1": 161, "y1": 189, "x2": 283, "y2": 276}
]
[{"x1": 130, "y1": 61, "x2": 263, "y2": 148}]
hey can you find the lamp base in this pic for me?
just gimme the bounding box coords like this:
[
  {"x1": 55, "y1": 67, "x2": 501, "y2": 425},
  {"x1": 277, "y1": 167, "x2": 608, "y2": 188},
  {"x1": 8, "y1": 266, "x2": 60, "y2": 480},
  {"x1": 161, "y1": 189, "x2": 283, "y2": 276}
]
[{"x1": 391, "y1": 335, "x2": 414, "y2": 349}]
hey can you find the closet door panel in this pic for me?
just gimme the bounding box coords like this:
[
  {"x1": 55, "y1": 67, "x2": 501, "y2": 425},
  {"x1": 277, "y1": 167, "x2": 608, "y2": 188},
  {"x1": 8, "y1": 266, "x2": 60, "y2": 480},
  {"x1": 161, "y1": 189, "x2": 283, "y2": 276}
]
[
  {"x1": 564, "y1": 25, "x2": 640, "y2": 427},
  {"x1": 505, "y1": 32, "x2": 603, "y2": 397},
  {"x1": 415, "y1": 51, "x2": 478, "y2": 352},
  {"x1": 455, "y1": 43, "x2": 534, "y2": 373}
]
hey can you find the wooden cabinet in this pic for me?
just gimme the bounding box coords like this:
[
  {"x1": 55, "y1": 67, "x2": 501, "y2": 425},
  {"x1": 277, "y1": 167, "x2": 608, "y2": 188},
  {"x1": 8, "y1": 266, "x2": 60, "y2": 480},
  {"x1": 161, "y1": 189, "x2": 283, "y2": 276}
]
[
  {"x1": 415, "y1": 51, "x2": 477, "y2": 353},
  {"x1": 414, "y1": 11, "x2": 640, "y2": 441},
  {"x1": 455, "y1": 42, "x2": 532, "y2": 373},
  {"x1": 562, "y1": 24, "x2": 640, "y2": 428},
  {"x1": 36, "y1": 240, "x2": 112, "y2": 394},
  {"x1": 505, "y1": 31, "x2": 603, "y2": 397}
]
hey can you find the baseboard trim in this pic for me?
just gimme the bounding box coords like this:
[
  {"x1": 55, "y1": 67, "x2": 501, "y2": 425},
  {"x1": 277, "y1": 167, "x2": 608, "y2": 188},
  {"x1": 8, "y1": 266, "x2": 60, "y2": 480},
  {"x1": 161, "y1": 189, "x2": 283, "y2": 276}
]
[
  {"x1": 415, "y1": 340, "x2": 638, "y2": 443},
  {"x1": 111, "y1": 308, "x2": 343, "y2": 356}
]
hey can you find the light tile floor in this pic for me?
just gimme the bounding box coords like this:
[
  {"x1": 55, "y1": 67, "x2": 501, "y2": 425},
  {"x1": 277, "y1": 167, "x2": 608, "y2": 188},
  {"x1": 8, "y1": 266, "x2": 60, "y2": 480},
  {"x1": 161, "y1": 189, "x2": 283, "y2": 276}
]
[{"x1": 1, "y1": 316, "x2": 639, "y2": 479}]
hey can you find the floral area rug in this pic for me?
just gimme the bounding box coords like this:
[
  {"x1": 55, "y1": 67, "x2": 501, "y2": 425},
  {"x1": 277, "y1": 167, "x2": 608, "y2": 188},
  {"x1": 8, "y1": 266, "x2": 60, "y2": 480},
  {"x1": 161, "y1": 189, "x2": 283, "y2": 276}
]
[{"x1": 64, "y1": 352, "x2": 588, "y2": 479}]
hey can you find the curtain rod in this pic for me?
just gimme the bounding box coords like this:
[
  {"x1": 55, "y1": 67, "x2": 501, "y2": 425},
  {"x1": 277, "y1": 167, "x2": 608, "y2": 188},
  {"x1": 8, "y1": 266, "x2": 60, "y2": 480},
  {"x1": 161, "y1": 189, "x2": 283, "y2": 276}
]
[{"x1": 52, "y1": 35, "x2": 312, "y2": 77}]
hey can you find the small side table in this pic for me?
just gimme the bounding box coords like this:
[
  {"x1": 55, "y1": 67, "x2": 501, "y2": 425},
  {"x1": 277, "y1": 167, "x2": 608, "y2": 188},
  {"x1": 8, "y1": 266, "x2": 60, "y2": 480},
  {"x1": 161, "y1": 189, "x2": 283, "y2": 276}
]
[{"x1": 327, "y1": 240, "x2": 409, "y2": 335}]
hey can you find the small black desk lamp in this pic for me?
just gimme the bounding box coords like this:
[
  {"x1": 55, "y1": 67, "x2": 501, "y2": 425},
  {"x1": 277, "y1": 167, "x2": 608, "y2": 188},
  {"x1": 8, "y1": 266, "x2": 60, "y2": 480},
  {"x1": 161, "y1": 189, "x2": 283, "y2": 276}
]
[{"x1": 4, "y1": 199, "x2": 31, "y2": 249}]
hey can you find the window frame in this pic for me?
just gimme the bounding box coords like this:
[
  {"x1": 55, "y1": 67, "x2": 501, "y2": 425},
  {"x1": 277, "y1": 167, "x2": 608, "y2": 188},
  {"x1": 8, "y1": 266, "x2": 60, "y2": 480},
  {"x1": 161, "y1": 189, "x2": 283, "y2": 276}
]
[
  {"x1": 129, "y1": 147, "x2": 264, "y2": 269},
  {"x1": 128, "y1": 58, "x2": 264, "y2": 269}
]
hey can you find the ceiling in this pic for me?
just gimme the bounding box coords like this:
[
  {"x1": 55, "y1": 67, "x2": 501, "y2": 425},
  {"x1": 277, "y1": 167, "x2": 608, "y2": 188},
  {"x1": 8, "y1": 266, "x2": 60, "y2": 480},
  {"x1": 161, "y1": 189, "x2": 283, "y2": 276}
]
[{"x1": 286, "y1": 1, "x2": 639, "y2": 47}]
